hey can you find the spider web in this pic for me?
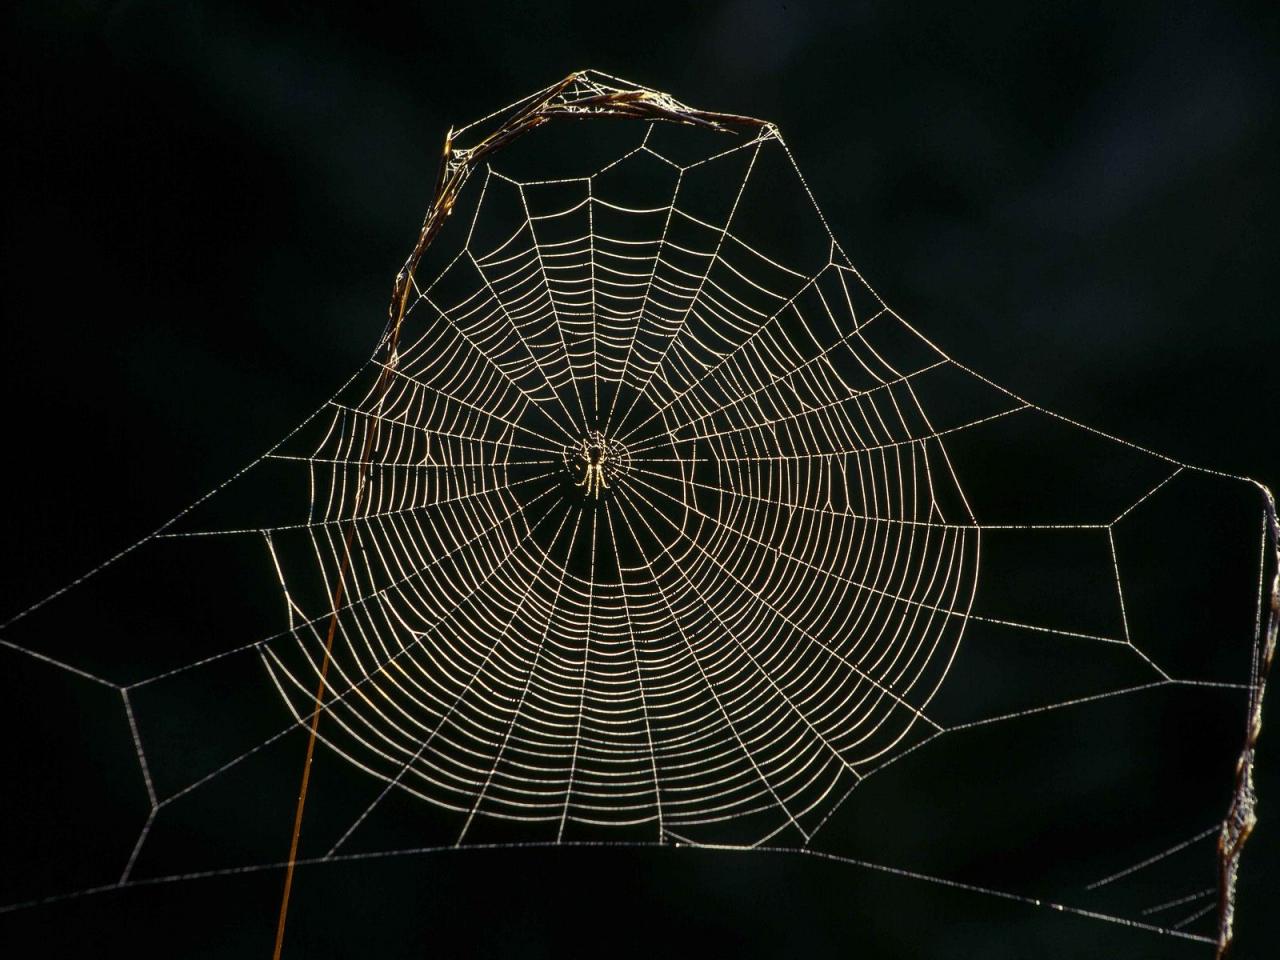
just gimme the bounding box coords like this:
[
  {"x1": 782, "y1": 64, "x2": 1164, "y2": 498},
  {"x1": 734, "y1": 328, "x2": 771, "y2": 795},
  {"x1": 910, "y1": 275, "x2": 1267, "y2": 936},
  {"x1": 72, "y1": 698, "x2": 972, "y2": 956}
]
[{"x1": 0, "y1": 71, "x2": 1274, "y2": 957}]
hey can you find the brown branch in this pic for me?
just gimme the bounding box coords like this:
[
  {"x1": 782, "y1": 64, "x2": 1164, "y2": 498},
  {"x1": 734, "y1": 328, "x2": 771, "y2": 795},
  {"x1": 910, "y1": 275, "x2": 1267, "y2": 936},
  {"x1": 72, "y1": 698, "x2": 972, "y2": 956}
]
[
  {"x1": 1215, "y1": 481, "x2": 1279, "y2": 958},
  {"x1": 270, "y1": 69, "x2": 767, "y2": 957}
]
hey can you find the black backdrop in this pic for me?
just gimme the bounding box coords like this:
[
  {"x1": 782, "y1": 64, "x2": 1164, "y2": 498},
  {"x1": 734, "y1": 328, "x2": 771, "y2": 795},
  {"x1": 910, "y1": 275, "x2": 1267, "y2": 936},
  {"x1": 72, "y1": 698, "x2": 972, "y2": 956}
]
[{"x1": 3, "y1": 2, "x2": 1278, "y2": 957}]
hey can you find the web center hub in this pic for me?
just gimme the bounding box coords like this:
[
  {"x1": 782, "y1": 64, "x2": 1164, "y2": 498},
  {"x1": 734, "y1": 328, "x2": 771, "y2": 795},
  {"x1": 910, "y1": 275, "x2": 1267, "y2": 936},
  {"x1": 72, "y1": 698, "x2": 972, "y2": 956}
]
[{"x1": 563, "y1": 430, "x2": 630, "y2": 499}]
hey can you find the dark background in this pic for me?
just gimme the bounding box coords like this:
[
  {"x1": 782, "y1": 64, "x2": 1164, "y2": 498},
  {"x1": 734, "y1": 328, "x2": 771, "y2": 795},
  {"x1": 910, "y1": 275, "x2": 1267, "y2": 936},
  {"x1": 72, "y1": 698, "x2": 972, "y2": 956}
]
[{"x1": 2, "y1": 1, "x2": 1278, "y2": 957}]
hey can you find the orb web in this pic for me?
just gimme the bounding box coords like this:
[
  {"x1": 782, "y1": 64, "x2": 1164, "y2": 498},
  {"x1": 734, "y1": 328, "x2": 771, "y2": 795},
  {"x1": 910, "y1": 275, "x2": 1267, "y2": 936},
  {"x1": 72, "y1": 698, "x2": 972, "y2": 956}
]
[
  {"x1": 0, "y1": 71, "x2": 1273, "y2": 958},
  {"x1": 259, "y1": 108, "x2": 978, "y2": 844}
]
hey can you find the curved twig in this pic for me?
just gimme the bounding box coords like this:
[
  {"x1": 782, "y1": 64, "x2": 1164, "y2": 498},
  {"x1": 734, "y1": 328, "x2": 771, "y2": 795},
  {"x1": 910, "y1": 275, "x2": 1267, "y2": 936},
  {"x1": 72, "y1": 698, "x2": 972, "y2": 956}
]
[
  {"x1": 1215, "y1": 480, "x2": 1279, "y2": 958},
  {"x1": 272, "y1": 69, "x2": 767, "y2": 958}
]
